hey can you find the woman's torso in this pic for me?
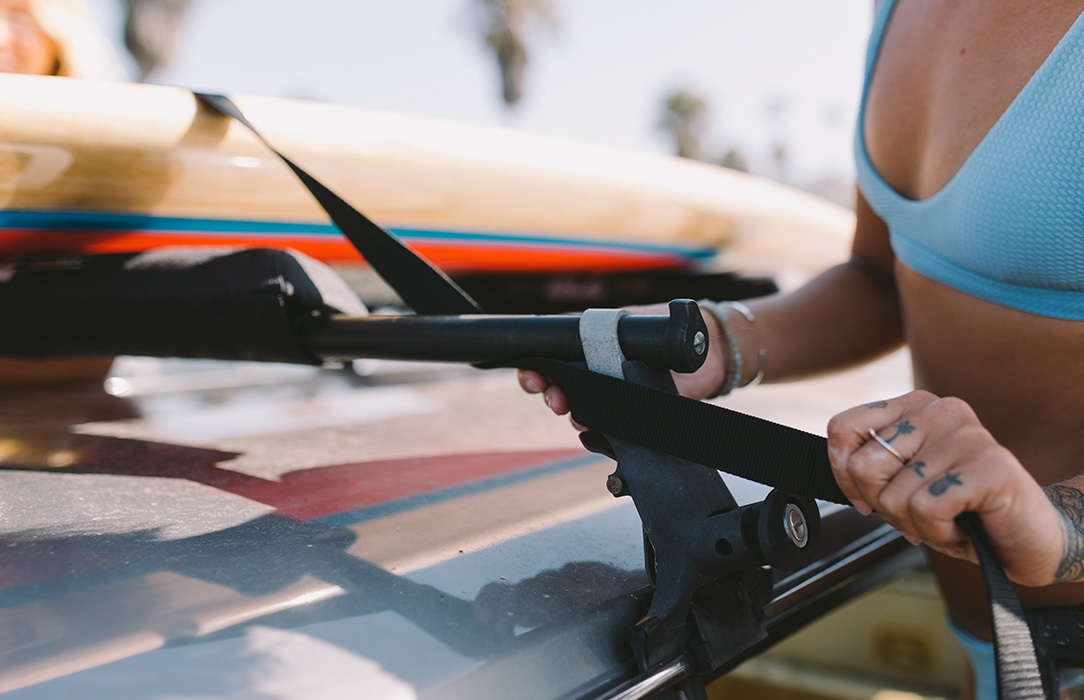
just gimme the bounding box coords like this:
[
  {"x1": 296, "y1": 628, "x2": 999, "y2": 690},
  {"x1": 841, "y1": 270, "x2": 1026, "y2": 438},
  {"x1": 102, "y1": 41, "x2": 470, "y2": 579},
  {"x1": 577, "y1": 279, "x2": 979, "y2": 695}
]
[{"x1": 859, "y1": 0, "x2": 1084, "y2": 637}]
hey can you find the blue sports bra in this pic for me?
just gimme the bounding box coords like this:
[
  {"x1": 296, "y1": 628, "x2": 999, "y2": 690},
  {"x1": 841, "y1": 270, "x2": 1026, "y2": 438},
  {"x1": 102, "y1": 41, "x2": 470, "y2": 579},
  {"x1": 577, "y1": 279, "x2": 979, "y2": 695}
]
[{"x1": 855, "y1": 0, "x2": 1084, "y2": 320}]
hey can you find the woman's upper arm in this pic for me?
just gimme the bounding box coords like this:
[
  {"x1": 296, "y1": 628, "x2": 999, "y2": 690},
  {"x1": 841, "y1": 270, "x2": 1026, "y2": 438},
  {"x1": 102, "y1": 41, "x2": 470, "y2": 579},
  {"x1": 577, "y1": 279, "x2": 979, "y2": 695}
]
[{"x1": 851, "y1": 187, "x2": 896, "y2": 284}]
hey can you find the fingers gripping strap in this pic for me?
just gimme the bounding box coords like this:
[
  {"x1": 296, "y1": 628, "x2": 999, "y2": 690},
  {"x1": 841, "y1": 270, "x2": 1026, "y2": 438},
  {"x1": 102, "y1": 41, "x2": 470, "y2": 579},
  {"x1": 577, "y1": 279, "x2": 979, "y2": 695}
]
[{"x1": 579, "y1": 308, "x2": 630, "y2": 378}]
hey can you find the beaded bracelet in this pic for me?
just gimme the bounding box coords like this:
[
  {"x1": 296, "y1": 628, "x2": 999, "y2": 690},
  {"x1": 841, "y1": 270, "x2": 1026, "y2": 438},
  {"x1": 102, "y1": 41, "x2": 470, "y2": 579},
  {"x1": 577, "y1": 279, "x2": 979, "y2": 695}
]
[{"x1": 698, "y1": 299, "x2": 766, "y2": 397}]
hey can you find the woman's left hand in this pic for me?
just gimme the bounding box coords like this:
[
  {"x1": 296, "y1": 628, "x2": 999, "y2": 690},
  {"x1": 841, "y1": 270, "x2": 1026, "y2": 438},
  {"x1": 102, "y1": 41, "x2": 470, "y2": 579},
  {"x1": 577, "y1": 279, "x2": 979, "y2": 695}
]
[{"x1": 826, "y1": 390, "x2": 1066, "y2": 587}]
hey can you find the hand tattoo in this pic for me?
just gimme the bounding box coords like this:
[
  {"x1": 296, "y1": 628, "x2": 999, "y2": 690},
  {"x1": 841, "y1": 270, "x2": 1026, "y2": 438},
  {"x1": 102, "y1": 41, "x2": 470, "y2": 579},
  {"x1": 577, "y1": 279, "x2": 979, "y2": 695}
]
[
  {"x1": 928, "y1": 471, "x2": 962, "y2": 496},
  {"x1": 865, "y1": 400, "x2": 889, "y2": 409},
  {"x1": 906, "y1": 460, "x2": 927, "y2": 478},
  {"x1": 1045, "y1": 484, "x2": 1084, "y2": 583},
  {"x1": 885, "y1": 420, "x2": 916, "y2": 443}
]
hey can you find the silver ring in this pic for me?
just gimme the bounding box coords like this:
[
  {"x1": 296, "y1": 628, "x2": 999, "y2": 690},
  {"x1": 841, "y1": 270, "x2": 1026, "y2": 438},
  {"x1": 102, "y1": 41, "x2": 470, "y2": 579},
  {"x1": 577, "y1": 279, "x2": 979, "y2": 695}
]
[{"x1": 868, "y1": 427, "x2": 905, "y2": 462}]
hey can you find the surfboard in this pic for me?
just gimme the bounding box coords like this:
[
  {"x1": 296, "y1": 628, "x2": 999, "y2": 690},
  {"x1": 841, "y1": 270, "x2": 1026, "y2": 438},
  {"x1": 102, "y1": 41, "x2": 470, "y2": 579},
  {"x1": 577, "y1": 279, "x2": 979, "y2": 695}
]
[{"x1": 0, "y1": 74, "x2": 852, "y2": 277}]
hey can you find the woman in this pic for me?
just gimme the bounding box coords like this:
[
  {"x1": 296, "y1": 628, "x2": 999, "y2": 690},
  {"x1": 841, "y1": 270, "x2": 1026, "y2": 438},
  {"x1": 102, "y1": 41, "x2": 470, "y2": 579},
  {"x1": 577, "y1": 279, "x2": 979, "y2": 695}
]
[
  {"x1": 0, "y1": 0, "x2": 123, "y2": 386},
  {"x1": 521, "y1": 1, "x2": 1084, "y2": 697}
]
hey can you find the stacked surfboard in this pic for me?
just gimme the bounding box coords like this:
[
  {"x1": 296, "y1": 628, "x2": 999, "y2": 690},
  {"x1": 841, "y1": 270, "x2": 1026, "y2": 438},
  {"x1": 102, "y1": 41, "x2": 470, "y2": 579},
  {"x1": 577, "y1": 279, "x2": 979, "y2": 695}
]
[{"x1": 0, "y1": 74, "x2": 852, "y2": 281}]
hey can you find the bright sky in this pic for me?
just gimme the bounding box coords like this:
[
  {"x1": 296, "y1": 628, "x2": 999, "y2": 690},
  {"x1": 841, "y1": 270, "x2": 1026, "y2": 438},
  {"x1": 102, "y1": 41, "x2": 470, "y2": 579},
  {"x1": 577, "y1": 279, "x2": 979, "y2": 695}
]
[{"x1": 84, "y1": 0, "x2": 874, "y2": 183}]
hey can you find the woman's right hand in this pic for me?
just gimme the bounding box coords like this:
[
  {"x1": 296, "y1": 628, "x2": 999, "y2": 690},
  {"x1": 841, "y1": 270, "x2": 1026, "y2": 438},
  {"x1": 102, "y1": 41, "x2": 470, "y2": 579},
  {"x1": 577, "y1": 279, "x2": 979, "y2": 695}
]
[{"x1": 516, "y1": 302, "x2": 730, "y2": 416}]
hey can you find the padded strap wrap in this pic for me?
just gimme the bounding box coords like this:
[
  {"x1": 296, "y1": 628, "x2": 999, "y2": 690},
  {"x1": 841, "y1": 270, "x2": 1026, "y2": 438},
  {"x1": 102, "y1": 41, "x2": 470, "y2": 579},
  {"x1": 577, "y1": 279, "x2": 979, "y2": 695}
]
[{"x1": 0, "y1": 247, "x2": 366, "y2": 364}]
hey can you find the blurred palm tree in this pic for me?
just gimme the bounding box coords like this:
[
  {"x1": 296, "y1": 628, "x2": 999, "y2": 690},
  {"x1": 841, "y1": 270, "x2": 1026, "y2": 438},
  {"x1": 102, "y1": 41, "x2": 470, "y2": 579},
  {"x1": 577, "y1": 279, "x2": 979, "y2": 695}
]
[
  {"x1": 120, "y1": 0, "x2": 191, "y2": 81},
  {"x1": 470, "y1": 0, "x2": 558, "y2": 107},
  {"x1": 658, "y1": 89, "x2": 710, "y2": 160},
  {"x1": 765, "y1": 96, "x2": 789, "y2": 182},
  {"x1": 719, "y1": 148, "x2": 748, "y2": 172}
]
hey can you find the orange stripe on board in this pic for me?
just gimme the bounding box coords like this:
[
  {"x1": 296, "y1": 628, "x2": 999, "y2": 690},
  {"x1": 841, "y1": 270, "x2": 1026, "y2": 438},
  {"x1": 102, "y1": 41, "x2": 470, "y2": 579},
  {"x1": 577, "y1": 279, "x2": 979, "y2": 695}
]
[{"x1": 0, "y1": 231, "x2": 694, "y2": 273}]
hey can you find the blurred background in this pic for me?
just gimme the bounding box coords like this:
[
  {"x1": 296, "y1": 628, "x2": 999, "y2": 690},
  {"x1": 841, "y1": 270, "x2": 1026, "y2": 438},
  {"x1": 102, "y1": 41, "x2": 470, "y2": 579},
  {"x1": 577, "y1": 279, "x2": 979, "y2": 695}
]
[{"x1": 84, "y1": 0, "x2": 872, "y2": 208}]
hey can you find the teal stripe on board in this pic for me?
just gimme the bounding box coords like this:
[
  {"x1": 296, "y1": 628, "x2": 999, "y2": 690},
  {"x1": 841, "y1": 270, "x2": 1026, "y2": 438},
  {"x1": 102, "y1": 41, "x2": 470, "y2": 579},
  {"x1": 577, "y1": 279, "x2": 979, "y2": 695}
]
[{"x1": 0, "y1": 209, "x2": 718, "y2": 259}]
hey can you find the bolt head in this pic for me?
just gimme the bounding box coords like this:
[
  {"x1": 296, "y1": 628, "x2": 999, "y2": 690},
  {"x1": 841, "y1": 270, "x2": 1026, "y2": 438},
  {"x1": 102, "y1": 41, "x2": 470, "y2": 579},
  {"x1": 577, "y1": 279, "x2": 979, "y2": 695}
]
[
  {"x1": 692, "y1": 330, "x2": 707, "y2": 356},
  {"x1": 783, "y1": 503, "x2": 809, "y2": 548}
]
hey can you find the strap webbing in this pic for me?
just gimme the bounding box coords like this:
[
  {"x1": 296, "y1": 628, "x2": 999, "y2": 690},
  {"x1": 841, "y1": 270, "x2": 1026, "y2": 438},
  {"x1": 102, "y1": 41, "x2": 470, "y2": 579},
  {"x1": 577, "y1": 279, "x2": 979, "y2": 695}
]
[
  {"x1": 194, "y1": 93, "x2": 481, "y2": 316},
  {"x1": 517, "y1": 357, "x2": 848, "y2": 504},
  {"x1": 957, "y1": 514, "x2": 1048, "y2": 699}
]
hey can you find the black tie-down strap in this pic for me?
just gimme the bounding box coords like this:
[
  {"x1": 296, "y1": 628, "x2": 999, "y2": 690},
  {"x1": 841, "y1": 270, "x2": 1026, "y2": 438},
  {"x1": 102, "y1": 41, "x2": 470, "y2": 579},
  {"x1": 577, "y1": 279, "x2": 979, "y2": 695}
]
[
  {"x1": 195, "y1": 91, "x2": 1053, "y2": 699},
  {"x1": 195, "y1": 93, "x2": 481, "y2": 316},
  {"x1": 957, "y1": 514, "x2": 1048, "y2": 699},
  {"x1": 514, "y1": 356, "x2": 849, "y2": 505}
]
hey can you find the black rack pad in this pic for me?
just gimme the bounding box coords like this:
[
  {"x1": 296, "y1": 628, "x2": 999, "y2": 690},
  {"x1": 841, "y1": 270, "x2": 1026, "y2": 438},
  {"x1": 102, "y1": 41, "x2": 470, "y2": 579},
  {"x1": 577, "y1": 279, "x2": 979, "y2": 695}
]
[{"x1": 0, "y1": 247, "x2": 366, "y2": 364}]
